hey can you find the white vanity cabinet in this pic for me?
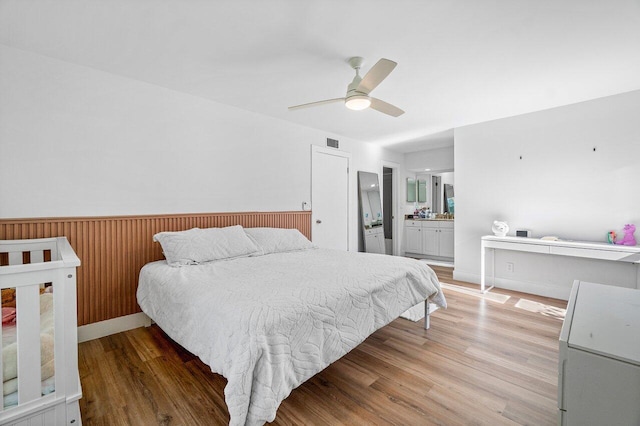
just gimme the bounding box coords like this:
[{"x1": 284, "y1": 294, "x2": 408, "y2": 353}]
[
  {"x1": 421, "y1": 221, "x2": 454, "y2": 258},
  {"x1": 440, "y1": 227, "x2": 454, "y2": 258},
  {"x1": 421, "y1": 223, "x2": 439, "y2": 256},
  {"x1": 404, "y1": 220, "x2": 454, "y2": 259},
  {"x1": 405, "y1": 220, "x2": 423, "y2": 253},
  {"x1": 364, "y1": 227, "x2": 385, "y2": 254}
]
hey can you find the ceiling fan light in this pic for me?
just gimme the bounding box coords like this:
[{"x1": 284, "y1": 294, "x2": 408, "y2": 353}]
[{"x1": 345, "y1": 95, "x2": 371, "y2": 111}]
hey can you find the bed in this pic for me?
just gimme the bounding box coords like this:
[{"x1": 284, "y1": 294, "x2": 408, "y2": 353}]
[
  {"x1": 0, "y1": 237, "x2": 82, "y2": 426},
  {"x1": 137, "y1": 226, "x2": 446, "y2": 426}
]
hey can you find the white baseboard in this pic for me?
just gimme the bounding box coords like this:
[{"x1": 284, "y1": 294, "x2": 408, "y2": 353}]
[
  {"x1": 423, "y1": 259, "x2": 455, "y2": 268},
  {"x1": 491, "y1": 278, "x2": 571, "y2": 300},
  {"x1": 78, "y1": 312, "x2": 152, "y2": 343},
  {"x1": 452, "y1": 270, "x2": 480, "y2": 284},
  {"x1": 452, "y1": 270, "x2": 570, "y2": 300}
]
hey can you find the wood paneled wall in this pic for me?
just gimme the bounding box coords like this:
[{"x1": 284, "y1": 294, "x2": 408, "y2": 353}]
[{"x1": 0, "y1": 211, "x2": 311, "y2": 326}]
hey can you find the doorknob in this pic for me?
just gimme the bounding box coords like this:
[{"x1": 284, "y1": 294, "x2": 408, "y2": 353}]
[{"x1": 316, "y1": 220, "x2": 322, "y2": 224}]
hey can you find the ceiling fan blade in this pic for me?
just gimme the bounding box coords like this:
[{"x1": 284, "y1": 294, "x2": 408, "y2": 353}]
[
  {"x1": 288, "y1": 98, "x2": 345, "y2": 111},
  {"x1": 370, "y1": 97, "x2": 404, "y2": 117},
  {"x1": 357, "y1": 58, "x2": 397, "y2": 94}
]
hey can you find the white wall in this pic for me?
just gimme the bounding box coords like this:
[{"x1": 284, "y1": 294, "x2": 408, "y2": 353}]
[
  {"x1": 0, "y1": 45, "x2": 403, "y2": 250},
  {"x1": 439, "y1": 172, "x2": 454, "y2": 187},
  {"x1": 405, "y1": 146, "x2": 454, "y2": 172},
  {"x1": 454, "y1": 90, "x2": 640, "y2": 298}
]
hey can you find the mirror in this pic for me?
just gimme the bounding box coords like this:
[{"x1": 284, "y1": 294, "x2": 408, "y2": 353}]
[
  {"x1": 444, "y1": 184, "x2": 455, "y2": 214},
  {"x1": 430, "y1": 171, "x2": 454, "y2": 215},
  {"x1": 358, "y1": 171, "x2": 385, "y2": 254},
  {"x1": 417, "y1": 179, "x2": 427, "y2": 203},
  {"x1": 359, "y1": 172, "x2": 383, "y2": 228},
  {"x1": 406, "y1": 178, "x2": 416, "y2": 202}
]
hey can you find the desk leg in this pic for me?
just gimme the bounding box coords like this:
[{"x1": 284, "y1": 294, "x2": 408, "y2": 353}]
[
  {"x1": 481, "y1": 242, "x2": 486, "y2": 291},
  {"x1": 480, "y1": 242, "x2": 494, "y2": 294}
]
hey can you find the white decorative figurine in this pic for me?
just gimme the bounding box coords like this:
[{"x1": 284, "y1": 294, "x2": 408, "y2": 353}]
[{"x1": 492, "y1": 221, "x2": 509, "y2": 237}]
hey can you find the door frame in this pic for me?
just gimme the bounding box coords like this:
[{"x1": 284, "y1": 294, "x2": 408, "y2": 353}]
[
  {"x1": 381, "y1": 159, "x2": 400, "y2": 256},
  {"x1": 311, "y1": 145, "x2": 352, "y2": 250}
]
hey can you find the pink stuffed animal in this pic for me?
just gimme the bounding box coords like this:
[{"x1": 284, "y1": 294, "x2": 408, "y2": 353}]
[{"x1": 615, "y1": 224, "x2": 637, "y2": 246}]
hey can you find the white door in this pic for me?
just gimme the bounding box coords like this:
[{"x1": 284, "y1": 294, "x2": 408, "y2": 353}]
[{"x1": 311, "y1": 146, "x2": 350, "y2": 250}]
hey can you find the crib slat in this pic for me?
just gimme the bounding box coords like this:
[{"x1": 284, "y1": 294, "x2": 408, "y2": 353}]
[
  {"x1": 53, "y1": 269, "x2": 66, "y2": 399},
  {"x1": 30, "y1": 250, "x2": 45, "y2": 293},
  {"x1": 8, "y1": 251, "x2": 22, "y2": 266},
  {"x1": 30, "y1": 250, "x2": 44, "y2": 265},
  {"x1": 16, "y1": 285, "x2": 42, "y2": 404}
]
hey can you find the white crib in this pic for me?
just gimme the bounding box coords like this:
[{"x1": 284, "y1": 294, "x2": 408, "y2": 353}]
[{"x1": 0, "y1": 237, "x2": 82, "y2": 426}]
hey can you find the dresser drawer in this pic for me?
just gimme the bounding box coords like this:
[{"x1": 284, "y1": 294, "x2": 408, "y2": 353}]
[
  {"x1": 421, "y1": 221, "x2": 439, "y2": 229},
  {"x1": 365, "y1": 227, "x2": 383, "y2": 235}
]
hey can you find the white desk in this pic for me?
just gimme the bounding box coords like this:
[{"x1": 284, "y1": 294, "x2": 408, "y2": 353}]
[{"x1": 480, "y1": 235, "x2": 640, "y2": 293}]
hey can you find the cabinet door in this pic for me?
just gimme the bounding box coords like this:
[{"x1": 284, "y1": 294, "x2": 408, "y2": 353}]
[
  {"x1": 405, "y1": 226, "x2": 422, "y2": 253},
  {"x1": 422, "y1": 228, "x2": 439, "y2": 256},
  {"x1": 375, "y1": 232, "x2": 386, "y2": 253},
  {"x1": 439, "y1": 228, "x2": 454, "y2": 258},
  {"x1": 564, "y1": 348, "x2": 640, "y2": 425},
  {"x1": 365, "y1": 232, "x2": 385, "y2": 254}
]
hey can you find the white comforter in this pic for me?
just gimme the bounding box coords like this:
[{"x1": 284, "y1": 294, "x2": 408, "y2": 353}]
[{"x1": 137, "y1": 248, "x2": 446, "y2": 425}]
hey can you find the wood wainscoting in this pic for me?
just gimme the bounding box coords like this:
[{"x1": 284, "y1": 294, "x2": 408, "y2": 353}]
[{"x1": 0, "y1": 211, "x2": 311, "y2": 326}]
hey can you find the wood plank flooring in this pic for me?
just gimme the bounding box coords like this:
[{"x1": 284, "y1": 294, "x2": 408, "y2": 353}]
[{"x1": 78, "y1": 266, "x2": 567, "y2": 425}]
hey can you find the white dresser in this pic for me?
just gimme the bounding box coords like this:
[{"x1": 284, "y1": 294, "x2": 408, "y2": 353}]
[{"x1": 558, "y1": 280, "x2": 640, "y2": 425}]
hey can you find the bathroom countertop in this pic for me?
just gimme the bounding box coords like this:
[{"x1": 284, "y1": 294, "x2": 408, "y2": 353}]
[{"x1": 405, "y1": 217, "x2": 454, "y2": 221}]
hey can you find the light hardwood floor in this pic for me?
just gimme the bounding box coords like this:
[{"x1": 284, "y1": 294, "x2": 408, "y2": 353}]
[{"x1": 78, "y1": 266, "x2": 567, "y2": 425}]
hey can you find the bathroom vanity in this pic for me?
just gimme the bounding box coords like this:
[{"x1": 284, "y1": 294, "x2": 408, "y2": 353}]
[{"x1": 404, "y1": 219, "x2": 454, "y2": 260}]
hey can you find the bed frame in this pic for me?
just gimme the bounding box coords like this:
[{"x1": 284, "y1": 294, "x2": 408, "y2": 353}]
[{"x1": 0, "y1": 237, "x2": 82, "y2": 426}]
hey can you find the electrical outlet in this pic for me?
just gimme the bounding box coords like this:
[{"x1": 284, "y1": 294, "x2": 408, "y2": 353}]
[{"x1": 506, "y1": 262, "x2": 514, "y2": 273}]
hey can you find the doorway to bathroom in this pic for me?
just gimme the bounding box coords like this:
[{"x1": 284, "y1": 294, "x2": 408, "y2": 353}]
[{"x1": 382, "y1": 166, "x2": 394, "y2": 255}]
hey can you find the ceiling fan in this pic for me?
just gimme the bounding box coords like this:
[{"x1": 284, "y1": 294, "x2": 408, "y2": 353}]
[{"x1": 288, "y1": 57, "x2": 404, "y2": 117}]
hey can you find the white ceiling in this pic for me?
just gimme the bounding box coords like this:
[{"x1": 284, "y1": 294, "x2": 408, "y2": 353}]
[{"x1": 2, "y1": 0, "x2": 640, "y2": 153}]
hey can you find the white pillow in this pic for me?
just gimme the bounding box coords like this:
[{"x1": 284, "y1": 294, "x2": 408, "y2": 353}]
[
  {"x1": 153, "y1": 225, "x2": 260, "y2": 267},
  {"x1": 244, "y1": 227, "x2": 315, "y2": 255}
]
